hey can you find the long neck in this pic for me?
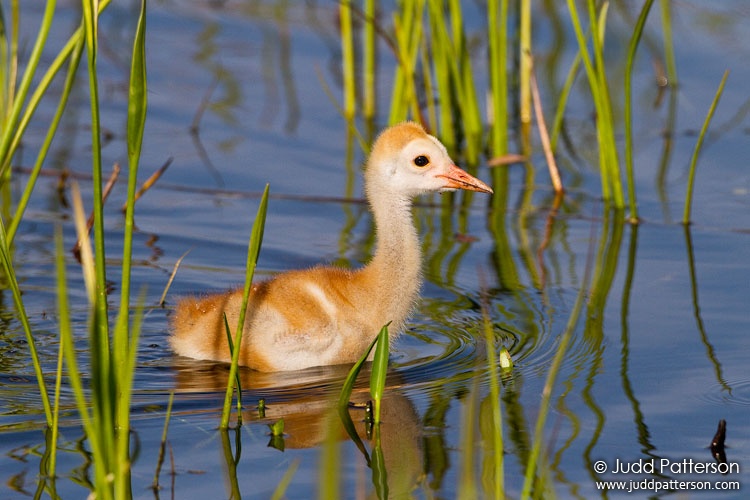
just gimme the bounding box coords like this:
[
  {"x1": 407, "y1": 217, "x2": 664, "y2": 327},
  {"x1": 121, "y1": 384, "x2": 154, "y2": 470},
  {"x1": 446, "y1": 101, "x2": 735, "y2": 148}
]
[{"x1": 362, "y1": 189, "x2": 422, "y2": 332}]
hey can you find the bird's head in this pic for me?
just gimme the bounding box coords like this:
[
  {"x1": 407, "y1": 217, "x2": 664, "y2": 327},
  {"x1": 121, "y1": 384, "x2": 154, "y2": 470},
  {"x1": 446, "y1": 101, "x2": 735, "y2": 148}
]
[{"x1": 366, "y1": 122, "x2": 493, "y2": 199}]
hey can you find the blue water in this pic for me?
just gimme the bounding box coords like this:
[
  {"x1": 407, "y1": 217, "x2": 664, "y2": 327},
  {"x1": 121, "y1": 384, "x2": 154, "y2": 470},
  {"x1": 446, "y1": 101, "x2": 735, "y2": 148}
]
[{"x1": 1, "y1": 1, "x2": 749, "y2": 498}]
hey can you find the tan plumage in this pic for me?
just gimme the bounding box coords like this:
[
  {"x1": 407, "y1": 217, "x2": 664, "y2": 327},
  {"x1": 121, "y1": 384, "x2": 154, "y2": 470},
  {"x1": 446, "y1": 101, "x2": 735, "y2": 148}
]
[{"x1": 169, "y1": 122, "x2": 493, "y2": 372}]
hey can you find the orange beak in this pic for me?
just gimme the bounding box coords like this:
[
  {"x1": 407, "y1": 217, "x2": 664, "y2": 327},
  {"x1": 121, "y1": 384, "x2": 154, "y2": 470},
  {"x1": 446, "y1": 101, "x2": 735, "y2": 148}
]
[{"x1": 436, "y1": 164, "x2": 493, "y2": 194}]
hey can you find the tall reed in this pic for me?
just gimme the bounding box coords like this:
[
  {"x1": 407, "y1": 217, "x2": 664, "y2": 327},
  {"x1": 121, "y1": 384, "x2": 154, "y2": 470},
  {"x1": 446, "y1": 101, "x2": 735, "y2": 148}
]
[
  {"x1": 338, "y1": 323, "x2": 390, "y2": 425},
  {"x1": 53, "y1": 1, "x2": 149, "y2": 497},
  {"x1": 341, "y1": 0, "x2": 697, "y2": 221},
  {"x1": 81, "y1": 1, "x2": 110, "y2": 357},
  {"x1": 519, "y1": 0, "x2": 532, "y2": 137},
  {"x1": 220, "y1": 184, "x2": 270, "y2": 429},
  {"x1": 334, "y1": 324, "x2": 390, "y2": 497},
  {"x1": 623, "y1": 0, "x2": 656, "y2": 222},
  {"x1": 488, "y1": 0, "x2": 509, "y2": 158},
  {"x1": 0, "y1": 0, "x2": 56, "y2": 173},
  {"x1": 340, "y1": 0, "x2": 356, "y2": 119},
  {"x1": 682, "y1": 70, "x2": 729, "y2": 225},
  {"x1": 656, "y1": 0, "x2": 679, "y2": 206},
  {"x1": 0, "y1": 2, "x2": 114, "y2": 432},
  {"x1": 0, "y1": 212, "x2": 52, "y2": 424},
  {"x1": 566, "y1": 0, "x2": 623, "y2": 208},
  {"x1": 363, "y1": 0, "x2": 377, "y2": 123},
  {"x1": 0, "y1": 1, "x2": 147, "y2": 498},
  {"x1": 388, "y1": 0, "x2": 424, "y2": 125}
]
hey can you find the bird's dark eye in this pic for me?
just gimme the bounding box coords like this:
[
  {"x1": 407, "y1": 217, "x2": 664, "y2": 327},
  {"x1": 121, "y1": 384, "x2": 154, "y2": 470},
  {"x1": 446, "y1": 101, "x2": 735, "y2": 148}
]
[{"x1": 413, "y1": 155, "x2": 430, "y2": 167}]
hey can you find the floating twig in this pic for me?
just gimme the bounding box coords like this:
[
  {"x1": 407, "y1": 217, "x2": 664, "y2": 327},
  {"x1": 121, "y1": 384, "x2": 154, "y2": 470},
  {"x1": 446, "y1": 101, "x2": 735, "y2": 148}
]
[
  {"x1": 121, "y1": 157, "x2": 172, "y2": 213},
  {"x1": 159, "y1": 249, "x2": 190, "y2": 308}
]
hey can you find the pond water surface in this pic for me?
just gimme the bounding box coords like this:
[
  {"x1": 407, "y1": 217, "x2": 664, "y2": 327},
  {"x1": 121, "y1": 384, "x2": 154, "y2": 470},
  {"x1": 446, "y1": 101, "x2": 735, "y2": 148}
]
[{"x1": 1, "y1": 1, "x2": 749, "y2": 499}]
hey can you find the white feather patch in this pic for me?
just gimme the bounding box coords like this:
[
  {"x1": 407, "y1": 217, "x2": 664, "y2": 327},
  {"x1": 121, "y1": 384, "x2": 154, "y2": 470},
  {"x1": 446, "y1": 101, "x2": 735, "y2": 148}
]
[{"x1": 304, "y1": 282, "x2": 338, "y2": 319}]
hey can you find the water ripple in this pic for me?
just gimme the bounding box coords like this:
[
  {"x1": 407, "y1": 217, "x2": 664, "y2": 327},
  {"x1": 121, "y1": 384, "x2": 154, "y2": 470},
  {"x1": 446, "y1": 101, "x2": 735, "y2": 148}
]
[
  {"x1": 387, "y1": 286, "x2": 596, "y2": 397},
  {"x1": 698, "y1": 378, "x2": 750, "y2": 407}
]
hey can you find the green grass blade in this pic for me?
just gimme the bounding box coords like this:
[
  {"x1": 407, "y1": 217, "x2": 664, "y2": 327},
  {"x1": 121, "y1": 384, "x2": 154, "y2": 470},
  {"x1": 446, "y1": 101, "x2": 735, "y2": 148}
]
[
  {"x1": 419, "y1": 40, "x2": 438, "y2": 132},
  {"x1": 683, "y1": 70, "x2": 729, "y2": 224},
  {"x1": 363, "y1": 0, "x2": 376, "y2": 121},
  {"x1": 0, "y1": 5, "x2": 12, "y2": 119},
  {"x1": 81, "y1": 2, "x2": 112, "y2": 439},
  {"x1": 6, "y1": 36, "x2": 85, "y2": 243},
  {"x1": 449, "y1": 0, "x2": 482, "y2": 150},
  {"x1": 549, "y1": 52, "x2": 580, "y2": 152},
  {"x1": 424, "y1": 0, "x2": 483, "y2": 161},
  {"x1": 566, "y1": 0, "x2": 623, "y2": 207},
  {"x1": 656, "y1": 0, "x2": 679, "y2": 208},
  {"x1": 369, "y1": 323, "x2": 390, "y2": 425},
  {"x1": 112, "y1": 10, "x2": 148, "y2": 489},
  {"x1": 0, "y1": 0, "x2": 55, "y2": 173},
  {"x1": 1, "y1": 0, "x2": 113, "y2": 177},
  {"x1": 49, "y1": 312, "x2": 65, "y2": 480},
  {"x1": 81, "y1": 4, "x2": 121, "y2": 492},
  {"x1": 70, "y1": 183, "x2": 114, "y2": 498},
  {"x1": 55, "y1": 223, "x2": 108, "y2": 496},
  {"x1": 236, "y1": 184, "x2": 270, "y2": 337},
  {"x1": 387, "y1": 12, "x2": 407, "y2": 123},
  {"x1": 82, "y1": 0, "x2": 110, "y2": 311},
  {"x1": 224, "y1": 313, "x2": 234, "y2": 353},
  {"x1": 119, "y1": 0, "x2": 148, "y2": 316},
  {"x1": 338, "y1": 334, "x2": 378, "y2": 410},
  {"x1": 0, "y1": 214, "x2": 52, "y2": 424},
  {"x1": 112, "y1": 13, "x2": 148, "y2": 487},
  {"x1": 590, "y1": 0, "x2": 622, "y2": 208},
  {"x1": 223, "y1": 312, "x2": 243, "y2": 421},
  {"x1": 388, "y1": 0, "x2": 424, "y2": 124},
  {"x1": 115, "y1": 290, "x2": 144, "y2": 499},
  {"x1": 488, "y1": 0, "x2": 509, "y2": 157},
  {"x1": 340, "y1": 0, "x2": 355, "y2": 119},
  {"x1": 336, "y1": 333, "x2": 378, "y2": 462},
  {"x1": 221, "y1": 184, "x2": 270, "y2": 429},
  {"x1": 519, "y1": 0, "x2": 532, "y2": 130},
  {"x1": 426, "y1": 0, "x2": 455, "y2": 149},
  {"x1": 623, "y1": 0, "x2": 656, "y2": 222}
]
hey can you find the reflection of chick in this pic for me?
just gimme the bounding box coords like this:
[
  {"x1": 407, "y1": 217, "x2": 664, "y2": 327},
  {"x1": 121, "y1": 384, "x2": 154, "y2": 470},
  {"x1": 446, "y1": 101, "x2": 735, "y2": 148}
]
[
  {"x1": 266, "y1": 392, "x2": 423, "y2": 498},
  {"x1": 172, "y1": 361, "x2": 423, "y2": 497},
  {"x1": 169, "y1": 122, "x2": 492, "y2": 372}
]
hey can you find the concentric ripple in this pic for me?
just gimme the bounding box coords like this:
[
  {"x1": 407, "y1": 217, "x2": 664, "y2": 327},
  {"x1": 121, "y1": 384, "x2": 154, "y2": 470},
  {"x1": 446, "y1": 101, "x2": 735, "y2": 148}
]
[
  {"x1": 698, "y1": 378, "x2": 750, "y2": 407},
  {"x1": 389, "y1": 286, "x2": 596, "y2": 396}
]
